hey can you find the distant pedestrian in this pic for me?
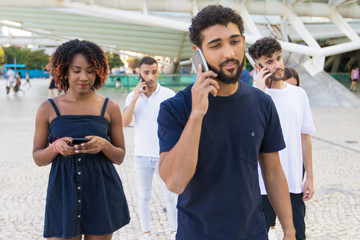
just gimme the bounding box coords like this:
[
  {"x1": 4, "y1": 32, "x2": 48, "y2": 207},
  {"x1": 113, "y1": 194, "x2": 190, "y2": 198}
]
[
  {"x1": 14, "y1": 72, "x2": 24, "y2": 95},
  {"x1": 48, "y1": 77, "x2": 60, "y2": 97},
  {"x1": 350, "y1": 66, "x2": 358, "y2": 92},
  {"x1": 24, "y1": 72, "x2": 31, "y2": 87},
  {"x1": 6, "y1": 67, "x2": 16, "y2": 95}
]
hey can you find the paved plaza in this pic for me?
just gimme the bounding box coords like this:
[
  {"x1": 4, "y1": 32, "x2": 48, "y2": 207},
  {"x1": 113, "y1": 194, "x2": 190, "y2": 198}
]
[{"x1": 0, "y1": 79, "x2": 359, "y2": 240}]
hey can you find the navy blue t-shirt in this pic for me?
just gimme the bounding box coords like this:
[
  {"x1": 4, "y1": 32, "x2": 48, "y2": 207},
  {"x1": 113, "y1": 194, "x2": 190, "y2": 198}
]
[{"x1": 158, "y1": 81, "x2": 285, "y2": 240}]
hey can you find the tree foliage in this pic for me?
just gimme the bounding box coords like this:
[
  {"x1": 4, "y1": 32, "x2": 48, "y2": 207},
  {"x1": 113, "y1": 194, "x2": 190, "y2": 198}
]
[
  {"x1": 0, "y1": 46, "x2": 5, "y2": 65},
  {"x1": 106, "y1": 52, "x2": 124, "y2": 69},
  {"x1": 127, "y1": 57, "x2": 140, "y2": 71},
  {"x1": 3, "y1": 46, "x2": 49, "y2": 69}
]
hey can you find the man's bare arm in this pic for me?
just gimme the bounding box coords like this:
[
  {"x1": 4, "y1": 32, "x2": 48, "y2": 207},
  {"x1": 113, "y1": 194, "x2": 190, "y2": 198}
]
[
  {"x1": 259, "y1": 152, "x2": 295, "y2": 240},
  {"x1": 159, "y1": 113, "x2": 203, "y2": 194},
  {"x1": 159, "y1": 65, "x2": 218, "y2": 194},
  {"x1": 301, "y1": 133, "x2": 314, "y2": 201}
]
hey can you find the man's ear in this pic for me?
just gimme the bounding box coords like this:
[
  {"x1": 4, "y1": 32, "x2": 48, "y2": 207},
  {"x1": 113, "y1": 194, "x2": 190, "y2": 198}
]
[{"x1": 193, "y1": 45, "x2": 199, "y2": 52}]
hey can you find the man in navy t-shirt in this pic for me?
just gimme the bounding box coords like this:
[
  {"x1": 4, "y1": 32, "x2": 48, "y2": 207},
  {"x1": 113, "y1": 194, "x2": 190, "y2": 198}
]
[{"x1": 157, "y1": 5, "x2": 296, "y2": 240}]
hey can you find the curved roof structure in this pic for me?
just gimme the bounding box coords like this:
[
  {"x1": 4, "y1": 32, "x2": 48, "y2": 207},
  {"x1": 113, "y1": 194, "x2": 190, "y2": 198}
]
[{"x1": 1, "y1": 0, "x2": 360, "y2": 73}]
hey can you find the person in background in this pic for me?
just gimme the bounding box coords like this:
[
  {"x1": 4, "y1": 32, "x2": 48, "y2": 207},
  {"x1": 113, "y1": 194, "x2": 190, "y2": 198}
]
[
  {"x1": 240, "y1": 66, "x2": 251, "y2": 85},
  {"x1": 249, "y1": 37, "x2": 316, "y2": 240},
  {"x1": 33, "y1": 39, "x2": 130, "y2": 240},
  {"x1": 266, "y1": 66, "x2": 301, "y2": 240},
  {"x1": 24, "y1": 72, "x2": 31, "y2": 87},
  {"x1": 122, "y1": 56, "x2": 177, "y2": 240},
  {"x1": 350, "y1": 66, "x2": 358, "y2": 92},
  {"x1": 48, "y1": 76, "x2": 60, "y2": 97},
  {"x1": 157, "y1": 5, "x2": 295, "y2": 240},
  {"x1": 14, "y1": 72, "x2": 24, "y2": 95},
  {"x1": 284, "y1": 67, "x2": 300, "y2": 86},
  {"x1": 6, "y1": 67, "x2": 16, "y2": 95}
]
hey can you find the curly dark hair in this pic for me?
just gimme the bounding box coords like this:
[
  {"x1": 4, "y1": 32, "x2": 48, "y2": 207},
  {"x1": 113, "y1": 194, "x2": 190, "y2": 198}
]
[
  {"x1": 189, "y1": 5, "x2": 244, "y2": 48},
  {"x1": 248, "y1": 37, "x2": 282, "y2": 60},
  {"x1": 46, "y1": 39, "x2": 109, "y2": 92}
]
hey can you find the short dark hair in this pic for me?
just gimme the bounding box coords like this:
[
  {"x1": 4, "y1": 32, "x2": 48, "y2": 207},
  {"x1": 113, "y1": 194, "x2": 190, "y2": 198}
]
[
  {"x1": 139, "y1": 56, "x2": 157, "y2": 68},
  {"x1": 46, "y1": 39, "x2": 109, "y2": 92},
  {"x1": 248, "y1": 37, "x2": 282, "y2": 60},
  {"x1": 284, "y1": 67, "x2": 300, "y2": 86},
  {"x1": 189, "y1": 5, "x2": 244, "y2": 48}
]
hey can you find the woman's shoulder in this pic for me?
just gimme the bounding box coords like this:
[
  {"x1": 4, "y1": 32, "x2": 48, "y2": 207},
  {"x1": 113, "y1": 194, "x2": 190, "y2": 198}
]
[
  {"x1": 94, "y1": 94, "x2": 120, "y2": 112},
  {"x1": 36, "y1": 98, "x2": 58, "y2": 120}
]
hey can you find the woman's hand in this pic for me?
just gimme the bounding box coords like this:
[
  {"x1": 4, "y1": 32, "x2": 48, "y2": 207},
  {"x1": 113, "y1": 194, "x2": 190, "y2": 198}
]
[
  {"x1": 73, "y1": 136, "x2": 108, "y2": 154},
  {"x1": 53, "y1": 137, "x2": 74, "y2": 156}
]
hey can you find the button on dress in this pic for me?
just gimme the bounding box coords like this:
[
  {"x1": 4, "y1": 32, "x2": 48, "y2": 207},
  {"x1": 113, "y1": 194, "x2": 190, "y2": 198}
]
[{"x1": 44, "y1": 98, "x2": 130, "y2": 239}]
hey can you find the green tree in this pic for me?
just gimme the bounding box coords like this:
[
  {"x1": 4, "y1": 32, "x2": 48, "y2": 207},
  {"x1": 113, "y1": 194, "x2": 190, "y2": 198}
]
[
  {"x1": 3, "y1": 46, "x2": 27, "y2": 65},
  {"x1": 0, "y1": 46, "x2": 5, "y2": 65},
  {"x1": 107, "y1": 52, "x2": 124, "y2": 70},
  {"x1": 25, "y1": 49, "x2": 49, "y2": 69},
  {"x1": 127, "y1": 57, "x2": 140, "y2": 72},
  {"x1": 3, "y1": 46, "x2": 49, "y2": 69}
]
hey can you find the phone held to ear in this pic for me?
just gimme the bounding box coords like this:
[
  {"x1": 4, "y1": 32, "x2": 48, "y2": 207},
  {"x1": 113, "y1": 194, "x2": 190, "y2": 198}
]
[
  {"x1": 69, "y1": 138, "x2": 89, "y2": 146},
  {"x1": 139, "y1": 74, "x2": 146, "y2": 90},
  {"x1": 192, "y1": 48, "x2": 209, "y2": 73},
  {"x1": 258, "y1": 64, "x2": 273, "y2": 89}
]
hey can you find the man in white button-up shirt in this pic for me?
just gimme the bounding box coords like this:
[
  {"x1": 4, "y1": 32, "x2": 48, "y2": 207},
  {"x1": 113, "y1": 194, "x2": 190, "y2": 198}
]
[{"x1": 122, "y1": 57, "x2": 177, "y2": 240}]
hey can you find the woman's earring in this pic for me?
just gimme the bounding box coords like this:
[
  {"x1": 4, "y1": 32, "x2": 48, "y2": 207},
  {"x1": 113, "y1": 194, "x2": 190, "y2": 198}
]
[{"x1": 65, "y1": 75, "x2": 68, "y2": 79}]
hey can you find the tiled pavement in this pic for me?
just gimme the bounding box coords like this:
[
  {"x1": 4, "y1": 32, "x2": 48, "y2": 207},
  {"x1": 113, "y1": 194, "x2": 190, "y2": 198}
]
[{"x1": 0, "y1": 79, "x2": 359, "y2": 239}]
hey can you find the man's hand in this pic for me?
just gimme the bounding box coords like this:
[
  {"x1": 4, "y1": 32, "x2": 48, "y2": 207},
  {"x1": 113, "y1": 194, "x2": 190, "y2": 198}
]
[
  {"x1": 191, "y1": 64, "x2": 219, "y2": 117},
  {"x1": 302, "y1": 177, "x2": 314, "y2": 201},
  {"x1": 132, "y1": 78, "x2": 147, "y2": 100},
  {"x1": 256, "y1": 67, "x2": 272, "y2": 91}
]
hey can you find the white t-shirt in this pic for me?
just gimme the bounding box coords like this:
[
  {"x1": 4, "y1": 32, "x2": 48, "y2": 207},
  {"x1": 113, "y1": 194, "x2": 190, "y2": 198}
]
[
  {"x1": 6, "y1": 70, "x2": 16, "y2": 82},
  {"x1": 258, "y1": 83, "x2": 316, "y2": 194},
  {"x1": 125, "y1": 84, "x2": 175, "y2": 157}
]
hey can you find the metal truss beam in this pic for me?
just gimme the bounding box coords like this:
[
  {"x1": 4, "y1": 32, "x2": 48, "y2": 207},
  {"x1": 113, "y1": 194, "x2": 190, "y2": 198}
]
[{"x1": 329, "y1": 9, "x2": 360, "y2": 42}]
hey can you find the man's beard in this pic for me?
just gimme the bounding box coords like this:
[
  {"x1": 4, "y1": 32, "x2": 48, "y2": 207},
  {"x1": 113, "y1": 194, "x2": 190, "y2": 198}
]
[
  {"x1": 208, "y1": 55, "x2": 244, "y2": 84},
  {"x1": 270, "y1": 69, "x2": 285, "y2": 81}
]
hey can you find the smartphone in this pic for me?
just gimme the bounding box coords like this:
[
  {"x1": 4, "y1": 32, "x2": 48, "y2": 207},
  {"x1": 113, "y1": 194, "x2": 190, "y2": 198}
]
[
  {"x1": 139, "y1": 74, "x2": 146, "y2": 90},
  {"x1": 258, "y1": 64, "x2": 273, "y2": 88},
  {"x1": 69, "y1": 137, "x2": 89, "y2": 146},
  {"x1": 192, "y1": 48, "x2": 209, "y2": 73}
]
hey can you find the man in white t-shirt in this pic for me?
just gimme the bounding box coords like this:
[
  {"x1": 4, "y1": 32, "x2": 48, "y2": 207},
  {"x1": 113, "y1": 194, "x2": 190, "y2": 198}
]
[
  {"x1": 122, "y1": 57, "x2": 177, "y2": 240},
  {"x1": 6, "y1": 67, "x2": 16, "y2": 94},
  {"x1": 249, "y1": 37, "x2": 316, "y2": 240}
]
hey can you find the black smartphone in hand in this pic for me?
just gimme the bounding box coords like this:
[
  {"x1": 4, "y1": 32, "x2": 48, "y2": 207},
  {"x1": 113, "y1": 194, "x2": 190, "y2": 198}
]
[
  {"x1": 69, "y1": 138, "x2": 89, "y2": 146},
  {"x1": 139, "y1": 74, "x2": 146, "y2": 90},
  {"x1": 258, "y1": 64, "x2": 273, "y2": 88}
]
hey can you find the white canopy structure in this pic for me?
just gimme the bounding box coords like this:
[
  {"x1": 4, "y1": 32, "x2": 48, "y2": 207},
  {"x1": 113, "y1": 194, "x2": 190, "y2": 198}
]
[{"x1": 1, "y1": 0, "x2": 360, "y2": 74}]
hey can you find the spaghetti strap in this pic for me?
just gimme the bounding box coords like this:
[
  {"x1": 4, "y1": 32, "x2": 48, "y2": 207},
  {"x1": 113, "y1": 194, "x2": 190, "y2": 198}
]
[
  {"x1": 101, "y1": 98, "x2": 109, "y2": 116},
  {"x1": 48, "y1": 99, "x2": 61, "y2": 116}
]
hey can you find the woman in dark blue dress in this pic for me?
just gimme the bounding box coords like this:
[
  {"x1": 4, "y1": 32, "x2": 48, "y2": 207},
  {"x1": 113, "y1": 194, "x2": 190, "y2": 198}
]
[{"x1": 33, "y1": 39, "x2": 130, "y2": 240}]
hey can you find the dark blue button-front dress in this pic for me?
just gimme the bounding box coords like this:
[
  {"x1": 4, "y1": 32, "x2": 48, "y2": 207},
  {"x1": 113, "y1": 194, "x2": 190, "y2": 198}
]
[{"x1": 44, "y1": 98, "x2": 130, "y2": 239}]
